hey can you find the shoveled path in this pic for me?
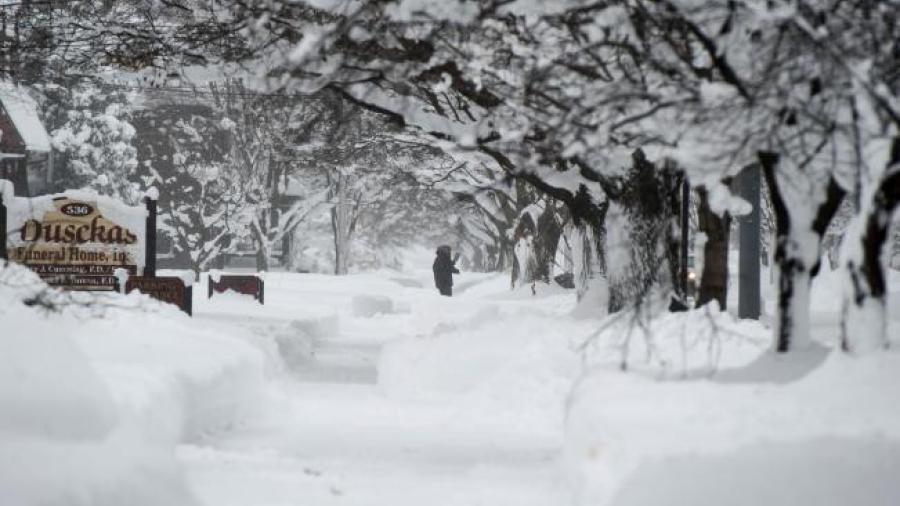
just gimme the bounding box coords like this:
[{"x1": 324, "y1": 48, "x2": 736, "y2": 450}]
[{"x1": 178, "y1": 273, "x2": 569, "y2": 506}]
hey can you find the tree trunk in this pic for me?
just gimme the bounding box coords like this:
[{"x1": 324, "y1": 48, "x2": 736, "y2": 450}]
[
  {"x1": 256, "y1": 245, "x2": 269, "y2": 272},
  {"x1": 534, "y1": 205, "x2": 564, "y2": 283},
  {"x1": 250, "y1": 219, "x2": 270, "y2": 272},
  {"x1": 842, "y1": 137, "x2": 900, "y2": 352},
  {"x1": 760, "y1": 152, "x2": 845, "y2": 352},
  {"x1": 573, "y1": 223, "x2": 603, "y2": 299},
  {"x1": 695, "y1": 186, "x2": 731, "y2": 309},
  {"x1": 282, "y1": 232, "x2": 292, "y2": 269},
  {"x1": 496, "y1": 236, "x2": 513, "y2": 271},
  {"x1": 331, "y1": 173, "x2": 352, "y2": 275},
  {"x1": 511, "y1": 210, "x2": 536, "y2": 288}
]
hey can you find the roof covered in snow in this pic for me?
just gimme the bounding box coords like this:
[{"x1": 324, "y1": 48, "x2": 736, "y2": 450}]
[{"x1": 0, "y1": 83, "x2": 51, "y2": 153}]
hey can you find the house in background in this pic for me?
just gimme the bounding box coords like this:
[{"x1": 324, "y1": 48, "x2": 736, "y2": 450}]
[{"x1": 0, "y1": 83, "x2": 52, "y2": 196}]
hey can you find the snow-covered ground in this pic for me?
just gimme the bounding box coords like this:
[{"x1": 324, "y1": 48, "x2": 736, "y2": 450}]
[
  {"x1": 2, "y1": 257, "x2": 899, "y2": 506},
  {"x1": 180, "y1": 269, "x2": 588, "y2": 506}
]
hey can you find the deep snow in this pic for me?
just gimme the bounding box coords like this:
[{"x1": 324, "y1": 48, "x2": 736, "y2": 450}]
[
  {"x1": 1, "y1": 255, "x2": 899, "y2": 506},
  {"x1": 181, "y1": 269, "x2": 584, "y2": 506}
]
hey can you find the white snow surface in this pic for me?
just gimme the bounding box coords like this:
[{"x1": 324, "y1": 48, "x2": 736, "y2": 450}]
[
  {"x1": 0, "y1": 262, "x2": 259, "y2": 506},
  {"x1": 1, "y1": 258, "x2": 899, "y2": 506},
  {"x1": 567, "y1": 269, "x2": 900, "y2": 506}
]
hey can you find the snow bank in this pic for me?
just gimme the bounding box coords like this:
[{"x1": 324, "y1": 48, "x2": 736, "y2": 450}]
[
  {"x1": 70, "y1": 302, "x2": 265, "y2": 443},
  {"x1": 379, "y1": 300, "x2": 594, "y2": 434},
  {"x1": 0, "y1": 262, "x2": 266, "y2": 505},
  {"x1": 1, "y1": 434, "x2": 193, "y2": 506},
  {"x1": 0, "y1": 316, "x2": 116, "y2": 441},
  {"x1": 351, "y1": 293, "x2": 395, "y2": 316},
  {"x1": 565, "y1": 344, "x2": 900, "y2": 506},
  {"x1": 611, "y1": 437, "x2": 900, "y2": 506},
  {"x1": 580, "y1": 304, "x2": 769, "y2": 378},
  {"x1": 265, "y1": 315, "x2": 341, "y2": 375}
]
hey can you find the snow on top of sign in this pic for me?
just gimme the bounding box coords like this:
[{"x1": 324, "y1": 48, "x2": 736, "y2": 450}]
[
  {"x1": 157, "y1": 269, "x2": 196, "y2": 287},
  {"x1": 208, "y1": 270, "x2": 266, "y2": 283},
  {"x1": 0, "y1": 82, "x2": 51, "y2": 152}
]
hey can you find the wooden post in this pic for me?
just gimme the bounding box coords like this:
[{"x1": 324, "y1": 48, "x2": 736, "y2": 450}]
[
  {"x1": 144, "y1": 196, "x2": 156, "y2": 277},
  {"x1": 185, "y1": 285, "x2": 193, "y2": 316},
  {"x1": 0, "y1": 188, "x2": 7, "y2": 261}
]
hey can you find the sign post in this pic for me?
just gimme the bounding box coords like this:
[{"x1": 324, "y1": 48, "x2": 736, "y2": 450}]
[
  {"x1": 144, "y1": 196, "x2": 156, "y2": 278},
  {"x1": 0, "y1": 187, "x2": 6, "y2": 262}
]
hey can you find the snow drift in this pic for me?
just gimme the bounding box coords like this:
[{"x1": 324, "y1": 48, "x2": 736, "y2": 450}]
[
  {"x1": 0, "y1": 262, "x2": 265, "y2": 506},
  {"x1": 565, "y1": 309, "x2": 900, "y2": 506}
]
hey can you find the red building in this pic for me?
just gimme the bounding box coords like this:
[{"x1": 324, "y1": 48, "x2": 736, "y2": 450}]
[{"x1": 0, "y1": 83, "x2": 52, "y2": 196}]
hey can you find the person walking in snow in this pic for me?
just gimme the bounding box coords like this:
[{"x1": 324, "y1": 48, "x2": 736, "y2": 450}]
[{"x1": 433, "y1": 245, "x2": 459, "y2": 296}]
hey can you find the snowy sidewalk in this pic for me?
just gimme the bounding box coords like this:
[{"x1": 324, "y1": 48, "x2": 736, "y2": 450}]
[
  {"x1": 178, "y1": 381, "x2": 565, "y2": 506},
  {"x1": 178, "y1": 272, "x2": 578, "y2": 506}
]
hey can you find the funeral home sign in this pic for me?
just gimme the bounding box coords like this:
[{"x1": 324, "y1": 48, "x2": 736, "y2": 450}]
[{"x1": 1, "y1": 181, "x2": 153, "y2": 290}]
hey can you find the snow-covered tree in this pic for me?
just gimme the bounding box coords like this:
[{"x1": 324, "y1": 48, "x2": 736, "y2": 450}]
[
  {"x1": 18, "y1": 0, "x2": 900, "y2": 352},
  {"x1": 132, "y1": 100, "x2": 236, "y2": 271},
  {"x1": 47, "y1": 83, "x2": 140, "y2": 202}
]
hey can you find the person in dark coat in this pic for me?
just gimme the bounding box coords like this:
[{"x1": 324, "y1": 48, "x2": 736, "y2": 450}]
[{"x1": 432, "y1": 245, "x2": 459, "y2": 296}]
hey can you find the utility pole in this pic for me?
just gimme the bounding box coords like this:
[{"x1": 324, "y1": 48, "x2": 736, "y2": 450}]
[
  {"x1": 680, "y1": 177, "x2": 690, "y2": 301},
  {"x1": 736, "y1": 164, "x2": 761, "y2": 319}
]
